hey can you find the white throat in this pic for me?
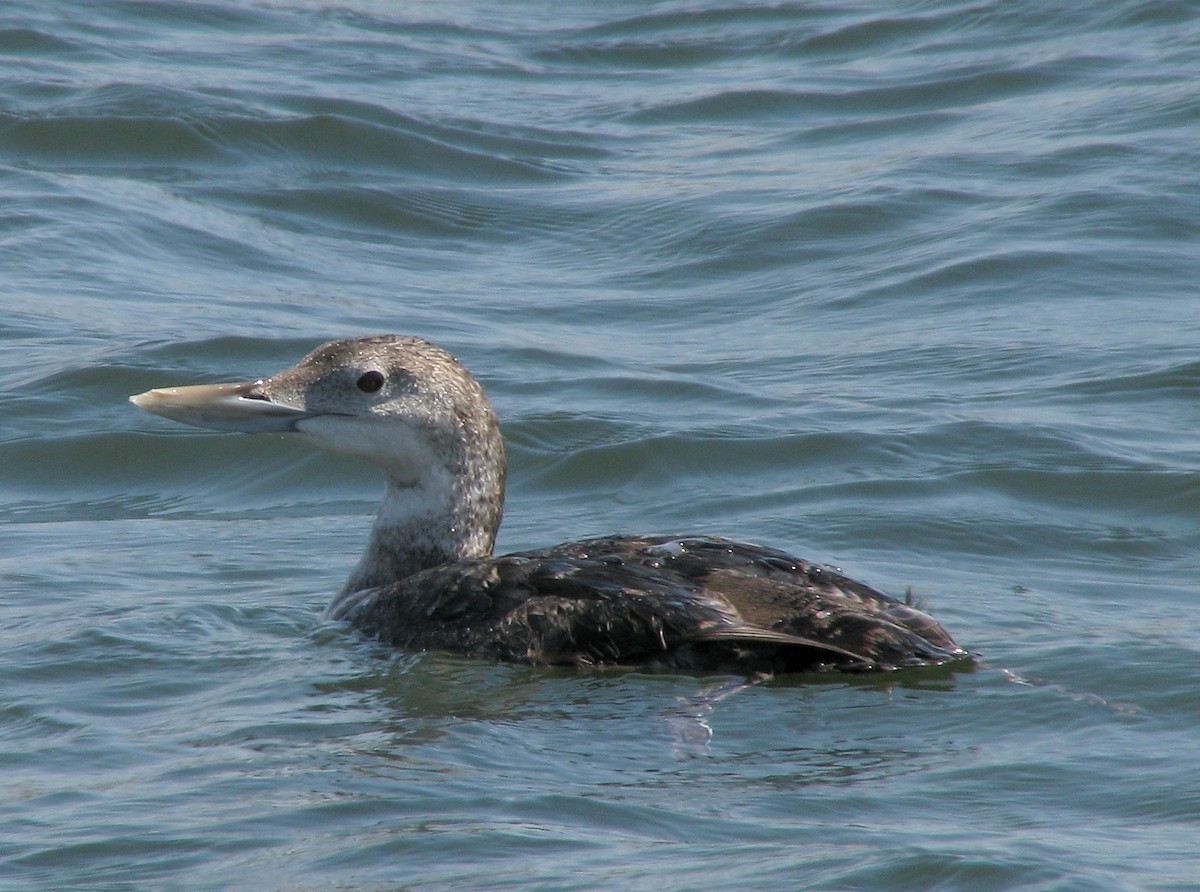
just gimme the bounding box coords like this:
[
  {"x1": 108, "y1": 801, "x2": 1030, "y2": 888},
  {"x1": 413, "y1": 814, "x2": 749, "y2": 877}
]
[{"x1": 340, "y1": 472, "x2": 469, "y2": 595}]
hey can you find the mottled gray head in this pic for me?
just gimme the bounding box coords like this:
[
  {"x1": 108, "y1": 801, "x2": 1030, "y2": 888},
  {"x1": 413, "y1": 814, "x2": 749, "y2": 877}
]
[{"x1": 256, "y1": 336, "x2": 504, "y2": 488}]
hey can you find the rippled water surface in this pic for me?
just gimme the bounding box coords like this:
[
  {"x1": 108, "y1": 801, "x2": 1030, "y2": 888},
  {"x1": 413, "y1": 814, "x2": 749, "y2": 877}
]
[{"x1": 3, "y1": 1, "x2": 1200, "y2": 889}]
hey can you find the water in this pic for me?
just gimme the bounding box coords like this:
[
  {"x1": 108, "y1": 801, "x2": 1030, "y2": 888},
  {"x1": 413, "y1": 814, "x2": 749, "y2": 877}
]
[{"x1": 3, "y1": 1, "x2": 1199, "y2": 888}]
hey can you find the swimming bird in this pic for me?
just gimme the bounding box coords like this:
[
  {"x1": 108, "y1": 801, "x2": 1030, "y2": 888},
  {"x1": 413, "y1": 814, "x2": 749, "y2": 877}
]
[{"x1": 131, "y1": 335, "x2": 968, "y2": 674}]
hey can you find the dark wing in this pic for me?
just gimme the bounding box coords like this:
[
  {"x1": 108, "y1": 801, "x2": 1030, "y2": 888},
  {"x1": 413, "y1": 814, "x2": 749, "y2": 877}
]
[
  {"x1": 616, "y1": 535, "x2": 967, "y2": 669},
  {"x1": 340, "y1": 535, "x2": 968, "y2": 673}
]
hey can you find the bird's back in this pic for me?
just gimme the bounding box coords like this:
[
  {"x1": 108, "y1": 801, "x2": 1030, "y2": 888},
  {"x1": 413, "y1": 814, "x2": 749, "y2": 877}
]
[{"x1": 333, "y1": 535, "x2": 969, "y2": 674}]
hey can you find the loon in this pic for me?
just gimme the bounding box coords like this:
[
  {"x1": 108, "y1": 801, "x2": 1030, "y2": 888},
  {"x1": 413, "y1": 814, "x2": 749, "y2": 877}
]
[{"x1": 131, "y1": 335, "x2": 969, "y2": 674}]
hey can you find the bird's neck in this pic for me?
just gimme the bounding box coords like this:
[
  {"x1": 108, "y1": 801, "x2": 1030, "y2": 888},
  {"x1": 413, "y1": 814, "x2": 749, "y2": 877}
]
[{"x1": 339, "y1": 469, "x2": 503, "y2": 596}]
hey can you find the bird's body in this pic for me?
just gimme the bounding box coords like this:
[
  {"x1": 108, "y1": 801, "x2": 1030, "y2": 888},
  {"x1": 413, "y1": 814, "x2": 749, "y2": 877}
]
[
  {"x1": 332, "y1": 534, "x2": 963, "y2": 673},
  {"x1": 132, "y1": 335, "x2": 969, "y2": 675}
]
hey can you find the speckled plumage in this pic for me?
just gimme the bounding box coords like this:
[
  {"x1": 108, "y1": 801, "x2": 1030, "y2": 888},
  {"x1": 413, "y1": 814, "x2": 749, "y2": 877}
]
[
  {"x1": 334, "y1": 535, "x2": 965, "y2": 673},
  {"x1": 132, "y1": 334, "x2": 970, "y2": 675}
]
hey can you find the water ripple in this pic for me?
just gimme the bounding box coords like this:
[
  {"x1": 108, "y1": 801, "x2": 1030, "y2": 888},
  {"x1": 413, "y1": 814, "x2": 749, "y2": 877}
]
[{"x1": 3, "y1": 1, "x2": 1200, "y2": 889}]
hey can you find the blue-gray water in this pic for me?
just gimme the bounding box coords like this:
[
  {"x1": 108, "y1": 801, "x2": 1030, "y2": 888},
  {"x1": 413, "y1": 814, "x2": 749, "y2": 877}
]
[{"x1": 3, "y1": 1, "x2": 1199, "y2": 889}]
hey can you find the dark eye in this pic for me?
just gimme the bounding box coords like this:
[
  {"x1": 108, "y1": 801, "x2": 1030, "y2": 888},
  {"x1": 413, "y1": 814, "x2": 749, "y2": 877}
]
[{"x1": 356, "y1": 370, "x2": 385, "y2": 393}]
